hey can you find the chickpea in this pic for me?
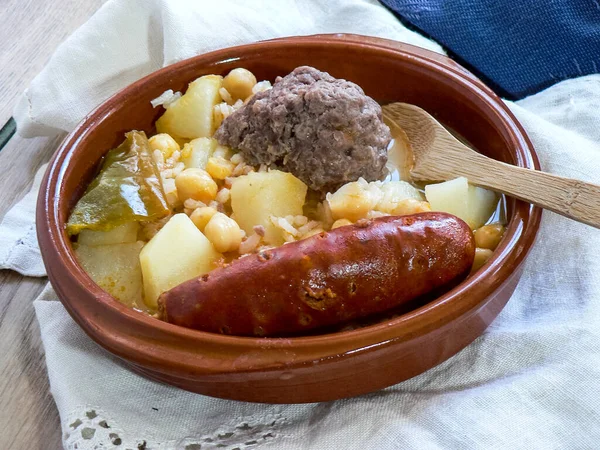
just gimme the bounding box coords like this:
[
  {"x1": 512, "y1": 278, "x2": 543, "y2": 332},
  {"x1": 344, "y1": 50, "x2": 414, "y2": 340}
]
[
  {"x1": 331, "y1": 219, "x2": 353, "y2": 229},
  {"x1": 474, "y1": 223, "x2": 505, "y2": 250},
  {"x1": 175, "y1": 168, "x2": 218, "y2": 203},
  {"x1": 190, "y1": 206, "x2": 217, "y2": 232},
  {"x1": 206, "y1": 156, "x2": 235, "y2": 180},
  {"x1": 148, "y1": 133, "x2": 180, "y2": 158},
  {"x1": 204, "y1": 212, "x2": 242, "y2": 253},
  {"x1": 223, "y1": 68, "x2": 257, "y2": 101},
  {"x1": 472, "y1": 248, "x2": 493, "y2": 272}
]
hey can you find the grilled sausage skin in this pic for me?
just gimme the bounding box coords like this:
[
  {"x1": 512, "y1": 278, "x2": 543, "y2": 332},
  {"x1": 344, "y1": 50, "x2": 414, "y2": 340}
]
[{"x1": 158, "y1": 212, "x2": 475, "y2": 336}]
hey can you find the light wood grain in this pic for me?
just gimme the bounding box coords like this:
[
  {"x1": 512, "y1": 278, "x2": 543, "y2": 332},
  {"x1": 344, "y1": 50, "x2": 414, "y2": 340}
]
[
  {"x1": 383, "y1": 102, "x2": 600, "y2": 229},
  {"x1": 0, "y1": 271, "x2": 61, "y2": 450},
  {"x1": 0, "y1": 134, "x2": 66, "y2": 450},
  {"x1": 0, "y1": 134, "x2": 64, "y2": 216},
  {"x1": 0, "y1": 0, "x2": 106, "y2": 127},
  {"x1": 0, "y1": 2, "x2": 106, "y2": 447}
]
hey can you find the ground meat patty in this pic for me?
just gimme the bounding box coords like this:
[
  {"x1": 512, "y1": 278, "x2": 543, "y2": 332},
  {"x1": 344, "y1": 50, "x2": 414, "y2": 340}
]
[{"x1": 214, "y1": 66, "x2": 391, "y2": 192}]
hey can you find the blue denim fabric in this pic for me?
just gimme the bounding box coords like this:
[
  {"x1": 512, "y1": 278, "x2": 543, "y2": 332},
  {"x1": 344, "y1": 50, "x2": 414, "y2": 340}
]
[{"x1": 379, "y1": 0, "x2": 600, "y2": 99}]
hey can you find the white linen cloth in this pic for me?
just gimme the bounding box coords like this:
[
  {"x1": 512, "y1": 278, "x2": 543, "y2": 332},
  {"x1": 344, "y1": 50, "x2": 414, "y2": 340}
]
[{"x1": 3, "y1": 0, "x2": 600, "y2": 448}]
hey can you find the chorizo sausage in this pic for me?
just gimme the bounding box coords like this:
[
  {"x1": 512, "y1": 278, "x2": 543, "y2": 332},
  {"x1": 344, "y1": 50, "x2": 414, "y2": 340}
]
[{"x1": 158, "y1": 212, "x2": 475, "y2": 336}]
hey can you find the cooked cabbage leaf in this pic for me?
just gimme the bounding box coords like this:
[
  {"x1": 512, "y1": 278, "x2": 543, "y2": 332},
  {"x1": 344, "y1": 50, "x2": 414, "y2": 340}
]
[{"x1": 66, "y1": 131, "x2": 169, "y2": 235}]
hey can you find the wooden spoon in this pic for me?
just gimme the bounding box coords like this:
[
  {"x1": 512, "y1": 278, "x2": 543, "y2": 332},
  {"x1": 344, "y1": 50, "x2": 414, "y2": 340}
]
[{"x1": 382, "y1": 102, "x2": 600, "y2": 228}]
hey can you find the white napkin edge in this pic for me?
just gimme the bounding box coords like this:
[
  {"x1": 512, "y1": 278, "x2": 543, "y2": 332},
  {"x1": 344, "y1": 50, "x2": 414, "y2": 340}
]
[{"x1": 0, "y1": 163, "x2": 48, "y2": 276}]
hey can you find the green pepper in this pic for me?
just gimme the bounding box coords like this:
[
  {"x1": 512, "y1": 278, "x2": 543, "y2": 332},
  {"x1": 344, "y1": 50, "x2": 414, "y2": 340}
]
[{"x1": 67, "y1": 131, "x2": 170, "y2": 235}]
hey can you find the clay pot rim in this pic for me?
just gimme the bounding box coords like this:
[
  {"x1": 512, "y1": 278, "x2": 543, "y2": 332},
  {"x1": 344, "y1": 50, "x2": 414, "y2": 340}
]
[{"x1": 38, "y1": 34, "x2": 541, "y2": 375}]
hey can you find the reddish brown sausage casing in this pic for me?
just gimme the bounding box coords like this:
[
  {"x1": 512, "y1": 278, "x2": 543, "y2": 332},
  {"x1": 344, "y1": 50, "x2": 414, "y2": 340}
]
[{"x1": 158, "y1": 212, "x2": 475, "y2": 336}]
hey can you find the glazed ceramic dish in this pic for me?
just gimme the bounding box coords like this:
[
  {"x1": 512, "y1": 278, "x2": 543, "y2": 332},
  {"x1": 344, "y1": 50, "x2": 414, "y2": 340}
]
[{"x1": 37, "y1": 34, "x2": 541, "y2": 403}]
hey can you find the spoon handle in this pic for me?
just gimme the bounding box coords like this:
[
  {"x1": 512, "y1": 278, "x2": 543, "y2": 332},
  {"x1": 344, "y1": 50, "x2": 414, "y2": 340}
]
[{"x1": 432, "y1": 150, "x2": 600, "y2": 228}]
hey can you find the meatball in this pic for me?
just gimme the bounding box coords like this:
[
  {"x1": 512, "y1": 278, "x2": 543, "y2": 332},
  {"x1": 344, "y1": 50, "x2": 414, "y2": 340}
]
[{"x1": 214, "y1": 66, "x2": 391, "y2": 192}]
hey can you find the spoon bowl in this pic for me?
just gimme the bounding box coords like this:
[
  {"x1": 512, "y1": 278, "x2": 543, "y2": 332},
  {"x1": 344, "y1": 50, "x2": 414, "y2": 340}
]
[{"x1": 384, "y1": 102, "x2": 600, "y2": 229}]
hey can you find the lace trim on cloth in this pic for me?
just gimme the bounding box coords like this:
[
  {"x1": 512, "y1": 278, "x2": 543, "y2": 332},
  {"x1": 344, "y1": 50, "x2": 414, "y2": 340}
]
[{"x1": 63, "y1": 405, "x2": 286, "y2": 449}]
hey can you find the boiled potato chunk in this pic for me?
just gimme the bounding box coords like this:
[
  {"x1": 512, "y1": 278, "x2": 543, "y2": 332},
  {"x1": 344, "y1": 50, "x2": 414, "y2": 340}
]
[
  {"x1": 181, "y1": 137, "x2": 218, "y2": 169},
  {"x1": 467, "y1": 184, "x2": 499, "y2": 230},
  {"x1": 156, "y1": 75, "x2": 223, "y2": 140},
  {"x1": 78, "y1": 222, "x2": 139, "y2": 246},
  {"x1": 75, "y1": 241, "x2": 144, "y2": 308},
  {"x1": 425, "y1": 177, "x2": 498, "y2": 229},
  {"x1": 376, "y1": 181, "x2": 423, "y2": 214},
  {"x1": 425, "y1": 177, "x2": 469, "y2": 222},
  {"x1": 230, "y1": 171, "x2": 307, "y2": 245},
  {"x1": 139, "y1": 213, "x2": 222, "y2": 308}
]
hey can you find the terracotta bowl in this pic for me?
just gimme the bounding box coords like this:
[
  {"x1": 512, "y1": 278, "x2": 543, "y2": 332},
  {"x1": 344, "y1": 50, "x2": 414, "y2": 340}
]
[{"x1": 37, "y1": 34, "x2": 541, "y2": 403}]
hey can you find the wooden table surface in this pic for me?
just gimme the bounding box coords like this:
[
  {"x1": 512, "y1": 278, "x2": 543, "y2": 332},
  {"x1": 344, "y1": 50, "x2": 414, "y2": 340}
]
[{"x1": 0, "y1": 1, "x2": 106, "y2": 449}]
